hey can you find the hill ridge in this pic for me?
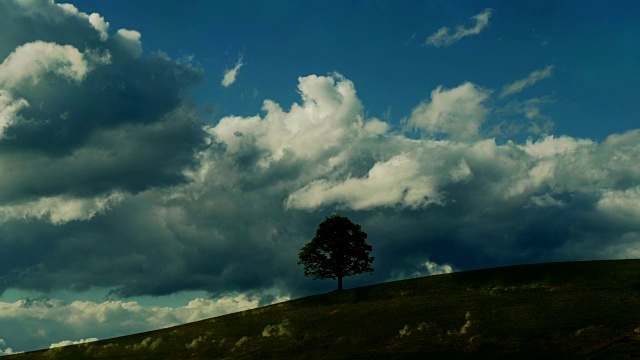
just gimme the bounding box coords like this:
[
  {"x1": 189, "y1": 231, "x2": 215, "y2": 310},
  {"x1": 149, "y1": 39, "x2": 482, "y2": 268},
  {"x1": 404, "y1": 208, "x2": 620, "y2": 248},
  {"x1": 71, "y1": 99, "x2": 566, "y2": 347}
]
[{"x1": 8, "y1": 259, "x2": 640, "y2": 359}]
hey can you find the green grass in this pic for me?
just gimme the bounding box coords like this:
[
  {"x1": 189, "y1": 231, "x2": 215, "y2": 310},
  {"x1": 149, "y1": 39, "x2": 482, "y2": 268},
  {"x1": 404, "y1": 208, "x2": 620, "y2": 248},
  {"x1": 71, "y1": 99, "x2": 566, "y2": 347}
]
[{"x1": 8, "y1": 259, "x2": 640, "y2": 359}]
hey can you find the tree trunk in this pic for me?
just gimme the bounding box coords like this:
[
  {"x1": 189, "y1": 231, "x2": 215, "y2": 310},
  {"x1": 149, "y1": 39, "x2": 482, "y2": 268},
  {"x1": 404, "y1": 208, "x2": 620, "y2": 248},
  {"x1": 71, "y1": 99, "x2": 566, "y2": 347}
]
[{"x1": 337, "y1": 276, "x2": 343, "y2": 291}]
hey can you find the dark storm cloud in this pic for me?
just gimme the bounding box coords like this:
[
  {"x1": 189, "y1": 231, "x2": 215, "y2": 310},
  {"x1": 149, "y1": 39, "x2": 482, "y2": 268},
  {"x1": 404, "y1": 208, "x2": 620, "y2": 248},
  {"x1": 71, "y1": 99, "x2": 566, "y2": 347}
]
[
  {"x1": 0, "y1": 105, "x2": 204, "y2": 203},
  {"x1": 0, "y1": 0, "x2": 205, "y2": 207},
  {"x1": 0, "y1": 0, "x2": 107, "y2": 60},
  {"x1": 0, "y1": 182, "x2": 316, "y2": 297},
  {"x1": 2, "y1": 53, "x2": 201, "y2": 153}
]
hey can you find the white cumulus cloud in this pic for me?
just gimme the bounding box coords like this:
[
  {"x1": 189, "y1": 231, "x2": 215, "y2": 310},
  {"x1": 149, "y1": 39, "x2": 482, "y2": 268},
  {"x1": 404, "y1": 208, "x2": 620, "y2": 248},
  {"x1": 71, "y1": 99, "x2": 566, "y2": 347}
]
[
  {"x1": 50, "y1": 338, "x2": 98, "y2": 349},
  {"x1": 421, "y1": 260, "x2": 455, "y2": 276},
  {"x1": 88, "y1": 13, "x2": 110, "y2": 41},
  {"x1": 0, "y1": 41, "x2": 91, "y2": 86},
  {"x1": 0, "y1": 338, "x2": 18, "y2": 355},
  {"x1": 57, "y1": 3, "x2": 110, "y2": 41},
  {"x1": 597, "y1": 187, "x2": 640, "y2": 227},
  {"x1": 405, "y1": 82, "x2": 491, "y2": 141},
  {"x1": 114, "y1": 28, "x2": 142, "y2": 57},
  {"x1": 286, "y1": 153, "x2": 442, "y2": 210},
  {"x1": 389, "y1": 259, "x2": 455, "y2": 281},
  {"x1": 213, "y1": 73, "x2": 374, "y2": 164}
]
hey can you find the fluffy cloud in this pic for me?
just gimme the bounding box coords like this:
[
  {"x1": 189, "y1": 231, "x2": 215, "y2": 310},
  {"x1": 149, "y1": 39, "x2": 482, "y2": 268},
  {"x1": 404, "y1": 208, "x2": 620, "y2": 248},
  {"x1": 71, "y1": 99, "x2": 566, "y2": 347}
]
[
  {"x1": 597, "y1": 187, "x2": 640, "y2": 227},
  {"x1": 221, "y1": 56, "x2": 244, "y2": 87},
  {"x1": 57, "y1": 3, "x2": 109, "y2": 41},
  {"x1": 500, "y1": 65, "x2": 554, "y2": 98},
  {"x1": 425, "y1": 8, "x2": 493, "y2": 47},
  {"x1": 50, "y1": 338, "x2": 98, "y2": 349},
  {"x1": 286, "y1": 153, "x2": 443, "y2": 210},
  {"x1": 390, "y1": 259, "x2": 455, "y2": 281},
  {"x1": 422, "y1": 260, "x2": 454, "y2": 276},
  {"x1": 114, "y1": 28, "x2": 142, "y2": 57},
  {"x1": 0, "y1": 41, "x2": 95, "y2": 87},
  {"x1": 213, "y1": 73, "x2": 372, "y2": 163},
  {"x1": 0, "y1": 339, "x2": 18, "y2": 355},
  {"x1": 404, "y1": 82, "x2": 491, "y2": 141}
]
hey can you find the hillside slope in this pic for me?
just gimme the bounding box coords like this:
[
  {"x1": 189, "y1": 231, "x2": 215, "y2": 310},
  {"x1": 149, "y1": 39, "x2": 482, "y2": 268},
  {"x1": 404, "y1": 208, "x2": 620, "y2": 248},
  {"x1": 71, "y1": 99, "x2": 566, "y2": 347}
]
[{"x1": 8, "y1": 259, "x2": 640, "y2": 359}]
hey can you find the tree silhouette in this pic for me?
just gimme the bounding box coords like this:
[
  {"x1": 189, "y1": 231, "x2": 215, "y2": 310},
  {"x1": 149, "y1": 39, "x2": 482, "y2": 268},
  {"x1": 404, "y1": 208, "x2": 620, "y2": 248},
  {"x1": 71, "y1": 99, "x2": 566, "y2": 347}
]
[{"x1": 298, "y1": 214, "x2": 374, "y2": 291}]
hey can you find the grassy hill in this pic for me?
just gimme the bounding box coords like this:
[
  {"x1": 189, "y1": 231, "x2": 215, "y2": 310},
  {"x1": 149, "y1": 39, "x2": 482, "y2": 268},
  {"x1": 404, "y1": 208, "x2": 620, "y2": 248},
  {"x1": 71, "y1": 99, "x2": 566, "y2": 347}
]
[{"x1": 7, "y1": 259, "x2": 640, "y2": 359}]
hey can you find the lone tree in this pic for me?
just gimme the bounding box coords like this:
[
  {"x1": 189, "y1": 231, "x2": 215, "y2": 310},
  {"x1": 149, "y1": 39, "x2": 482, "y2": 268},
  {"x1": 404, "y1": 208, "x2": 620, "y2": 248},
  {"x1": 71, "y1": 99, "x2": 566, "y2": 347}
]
[{"x1": 298, "y1": 214, "x2": 374, "y2": 291}]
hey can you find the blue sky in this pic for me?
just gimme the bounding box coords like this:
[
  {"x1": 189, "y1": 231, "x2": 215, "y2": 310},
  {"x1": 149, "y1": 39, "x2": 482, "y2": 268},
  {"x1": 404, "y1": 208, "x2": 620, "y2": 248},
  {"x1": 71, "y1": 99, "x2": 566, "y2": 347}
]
[
  {"x1": 78, "y1": 0, "x2": 639, "y2": 139},
  {"x1": 0, "y1": 0, "x2": 639, "y2": 354}
]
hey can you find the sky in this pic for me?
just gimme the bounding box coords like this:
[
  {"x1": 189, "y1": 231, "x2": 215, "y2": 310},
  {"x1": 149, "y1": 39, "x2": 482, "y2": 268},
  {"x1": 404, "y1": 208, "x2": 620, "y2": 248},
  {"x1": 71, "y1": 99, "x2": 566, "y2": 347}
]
[{"x1": 0, "y1": 0, "x2": 639, "y2": 354}]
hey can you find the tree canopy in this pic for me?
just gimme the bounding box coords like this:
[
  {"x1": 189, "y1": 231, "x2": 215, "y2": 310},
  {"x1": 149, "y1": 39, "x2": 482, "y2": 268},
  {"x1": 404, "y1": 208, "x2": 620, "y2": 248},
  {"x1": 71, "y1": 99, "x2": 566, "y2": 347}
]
[{"x1": 298, "y1": 214, "x2": 374, "y2": 291}]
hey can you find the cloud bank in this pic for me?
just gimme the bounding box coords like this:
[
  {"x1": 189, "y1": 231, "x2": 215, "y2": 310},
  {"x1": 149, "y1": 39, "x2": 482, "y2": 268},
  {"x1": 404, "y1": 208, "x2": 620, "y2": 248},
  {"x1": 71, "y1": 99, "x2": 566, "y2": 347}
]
[
  {"x1": 0, "y1": 294, "x2": 284, "y2": 352},
  {"x1": 425, "y1": 8, "x2": 493, "y2": 47}
]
